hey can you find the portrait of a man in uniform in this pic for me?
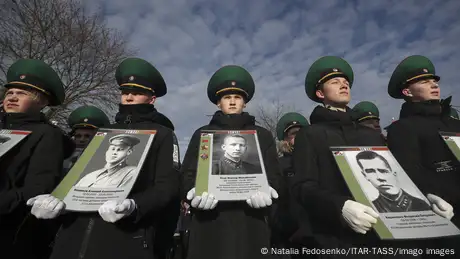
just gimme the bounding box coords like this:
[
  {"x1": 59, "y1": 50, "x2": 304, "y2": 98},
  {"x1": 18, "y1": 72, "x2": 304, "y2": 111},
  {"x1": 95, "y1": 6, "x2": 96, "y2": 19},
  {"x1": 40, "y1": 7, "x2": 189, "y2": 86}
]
[
  {"x1": 75, "y1": 134, "x2": 140, "y2": 188},
  {"x1": 0, "y1": 135, "x2": 11, "y2": 145},
  {"x1": 355, "y1": 150, "x2": 431, "y2": 213},
  {"x1": 212, "y1": 134, "x2": 261, "y2": 175}
]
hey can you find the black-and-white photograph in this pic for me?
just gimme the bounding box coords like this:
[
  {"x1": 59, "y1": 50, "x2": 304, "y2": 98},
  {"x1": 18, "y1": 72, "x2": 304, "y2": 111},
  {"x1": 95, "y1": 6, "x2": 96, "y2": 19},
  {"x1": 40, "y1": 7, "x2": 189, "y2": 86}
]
[
  {"x1": 0, "y1": 131, "x2": 31, "y2": 158},
  {"x1": 211, "y1": 133, "x2": 262, "y2": 175},
  {"x1": 74, "y1": 133, "x2": 149, "y2": 189},
  {"x1": 345, "y1": 149, "x2": 431, "y2": 213}
]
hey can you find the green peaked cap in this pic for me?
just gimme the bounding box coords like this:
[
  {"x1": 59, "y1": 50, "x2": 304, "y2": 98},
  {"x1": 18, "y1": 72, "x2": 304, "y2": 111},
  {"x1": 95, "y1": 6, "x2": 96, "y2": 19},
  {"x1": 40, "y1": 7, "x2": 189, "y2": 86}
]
[
  {"x1": 451, "y1": 108, "x2": 459, "y2": 120},
  {"x1": 305, "y1": 56, "x2": 354, "y2": 102},
  {"x1": 352, "y1": 101, "x2": 380, "y2": 122},
  {"x1": 276, "y1": 112, "x2": 309, "y2": 140},
  {"x1": 207, "y1": 65, "x2": 255, "y2": 104},
  {"x1": 115, "y1": 58, "x2": 167, "y2": 97},
  {"x1": 388, "y1": 55, "x2": 440, "y2": 99},
  {"x1": 5, "y1": 59, "x2": 64, "y2": 106},
  {"x1": 68, "y1": 105, "x2": 110, "y2": 130}
]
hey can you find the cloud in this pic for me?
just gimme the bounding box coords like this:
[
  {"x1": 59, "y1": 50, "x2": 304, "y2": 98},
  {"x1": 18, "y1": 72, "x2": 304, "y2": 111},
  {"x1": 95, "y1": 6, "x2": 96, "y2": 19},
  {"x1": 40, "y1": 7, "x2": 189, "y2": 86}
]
[{"x1": 84, "y1": 0, "x2": 460, "y2": 160}]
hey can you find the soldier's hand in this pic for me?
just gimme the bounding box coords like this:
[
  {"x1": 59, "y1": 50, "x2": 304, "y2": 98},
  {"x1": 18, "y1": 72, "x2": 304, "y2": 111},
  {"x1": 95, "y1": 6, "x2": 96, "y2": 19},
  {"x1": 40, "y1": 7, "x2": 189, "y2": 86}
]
[
  {"x1": 27, "y1": 194, "x2": 65, "y2": 219},
  {"x1": 246, "y1": 187, "x2": 278, "y2": 209},
  {"x1": 98, "y1": 199, "x2": 136, "y2": 223},
  {"x1": 187, "y1": 188, "x2": 218, "y2": 210},
  {"x1": 427, "y1": 194, "x2": 454, "y2": 220},
  {"x1": 342, "y1": 200, "x2": 379, "y2": 234}
]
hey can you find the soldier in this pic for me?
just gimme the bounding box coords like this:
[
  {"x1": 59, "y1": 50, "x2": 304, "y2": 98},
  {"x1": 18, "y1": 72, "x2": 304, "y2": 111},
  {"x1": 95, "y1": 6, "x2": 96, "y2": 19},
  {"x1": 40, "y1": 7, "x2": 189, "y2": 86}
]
[
  {"x1": 290, "y1": 56, "x2": 450, "y2": 258},
  {"x1": 356, "y1": 150, "x2": 431, "y2": 213},
  {"x1": 212, "y1": 133, "x2": 260, "y2": 175},
  {"x1": 75, "y1": 134, "x2": 140, "y2": 188},
  {"x1": 0, "y1": 59, "x2": 75, "y2": 258},
  {"x1": 386, "y1": 55, "x2": 458, "y2": 256},
  {"x1": 276, "y1": 112, "x2": 309, "y2": 155},
  {"x1": 272, "y1": 112, "x2": 314, "y2": 258},
  {"x1": 351, "y1": 101, "x2": 382, "y2": 133},
  {"x1": 181, "y1": 65, "x2": 281, "y2": 259},
  {"x1": 63, "y1": 105, "x2": 110, "y2": 174},
  {"x1": 27, "y1": 57, "x2": 180, "y2": 259}
]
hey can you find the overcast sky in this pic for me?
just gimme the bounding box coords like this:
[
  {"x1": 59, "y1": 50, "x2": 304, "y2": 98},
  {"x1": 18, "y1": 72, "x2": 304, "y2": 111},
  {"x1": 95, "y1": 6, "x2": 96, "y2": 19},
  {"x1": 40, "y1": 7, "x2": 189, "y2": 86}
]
[{"x1": 83, "y1": 0, "x2": 460, "y2": 160}]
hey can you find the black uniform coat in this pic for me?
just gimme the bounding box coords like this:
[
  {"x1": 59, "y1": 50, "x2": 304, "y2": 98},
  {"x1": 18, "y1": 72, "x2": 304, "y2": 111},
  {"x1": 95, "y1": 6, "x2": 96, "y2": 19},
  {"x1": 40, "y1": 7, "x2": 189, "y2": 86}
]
[
  {"x1": 151, "y1": 111, "x2": 181, "y2": 259},
  {"x1": 49, "y1": 104, "x2": 180, "y2": 259},
  {"x1": 270, "y1": 150, "x2": 316, "y2": 259},
  {"x1": 387, "y1": 101, "x2": 460, "y2": 257},
  {"x1": 0, "y1": 112, "x2": 75, "y2": 257},
  {"x1": 291, "y1": 106, "x2": 420, "y2": 258},
  {"x1": 181, "y1": 111, "x2": 282, "y2": 259},
  {"x1": 372, "y1": 190, "x2": 431, "y2": 213},
  {"x1": 387, "y1": 100, "x2": 460, "y2": 227}
]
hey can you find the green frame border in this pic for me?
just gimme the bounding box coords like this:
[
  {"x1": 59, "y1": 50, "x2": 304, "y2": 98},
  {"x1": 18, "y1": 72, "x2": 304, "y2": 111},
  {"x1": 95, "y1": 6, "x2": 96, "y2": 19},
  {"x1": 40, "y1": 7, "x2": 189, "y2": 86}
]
[
  {"x1": 195, "y1": 134, "x2": 211, "y2": 195},
  {"x1": 445, "y1": 140, "x2": 460, "y2": 161},
  {"x1": 439, "y1": 131, "x2": 460, "y2": 161},
  {"x1": 334, "y1": 155, "x2": 394, "y2": 239},
  {"x1": 52, "y1": 135, "x2": 105, "y2": 199}
]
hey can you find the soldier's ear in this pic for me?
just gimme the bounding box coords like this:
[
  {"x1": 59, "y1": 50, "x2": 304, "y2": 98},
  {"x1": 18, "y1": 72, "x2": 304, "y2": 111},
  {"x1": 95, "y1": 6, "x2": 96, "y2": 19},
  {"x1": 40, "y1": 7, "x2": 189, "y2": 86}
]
[
  {"x1": 402, "y1": 88, "x2": 413, "y2": 97},
  {"x1": 315, "y1": 89, "x2": 325, "y2": 100},
  {"x1": 149, "y1": 96, "x2": 156, "y2": 105}
]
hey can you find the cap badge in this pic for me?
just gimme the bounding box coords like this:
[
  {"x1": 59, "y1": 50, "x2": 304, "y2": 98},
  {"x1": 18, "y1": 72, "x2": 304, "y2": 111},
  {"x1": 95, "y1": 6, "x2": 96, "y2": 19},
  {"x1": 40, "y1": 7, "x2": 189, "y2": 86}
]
[
  {"x1": 83, "y1": 118, "x2": 88, "y2": 122},
  {"x1": 19, "y1": 75, "x2": 26, "y2": 80},
  {"x1": 231, "y1": 81, "x2": 236, "y2": 86},
  {"x1": 423, "y1": 69, "x2": 428, "y2": 73},
  {"x1": 368, "y1": 112, "x2": 372, "y2": 115},
  {"x1": 293, "y1": 121, "x2": 297, "y2": 124},
  {"x1": 333, "y1": 68, "x2": 338, "y2": 72},
  {"x1": 129, "y1": 76, "x2": 135, "y2": 81}
]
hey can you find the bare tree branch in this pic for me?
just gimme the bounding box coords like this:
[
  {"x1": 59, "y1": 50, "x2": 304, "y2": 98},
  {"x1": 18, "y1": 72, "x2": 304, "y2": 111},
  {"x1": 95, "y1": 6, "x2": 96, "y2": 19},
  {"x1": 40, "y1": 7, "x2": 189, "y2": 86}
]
[
  {"x1": 254, "y1": 97, "x2": 301, "y2": 140},
  {"x1": 0, "y1": 0, "x2": 135, "y2": 129}
]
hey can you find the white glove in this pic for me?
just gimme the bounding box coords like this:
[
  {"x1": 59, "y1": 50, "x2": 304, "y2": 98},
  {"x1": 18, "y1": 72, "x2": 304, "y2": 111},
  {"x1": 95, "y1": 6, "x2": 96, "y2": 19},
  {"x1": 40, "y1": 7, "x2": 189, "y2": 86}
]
[
  {"x1": 246, "y1": 187, "x2": 279, "y2": 209},
  {"x1": 427, "y1": 194, "x2": 454, "y2": 220},
  {"x1": 98, "y1": 199, "x2": 136, "y2": 223},
  {"x1": 342, "y1": 200, "x2": 379, "y2": 234},
  {"x1": 186, "y1": 188, "x2": 218, "y2": 210},
  {"x1": 26, "y1": 194, "x2": 65, "y2": 219}
]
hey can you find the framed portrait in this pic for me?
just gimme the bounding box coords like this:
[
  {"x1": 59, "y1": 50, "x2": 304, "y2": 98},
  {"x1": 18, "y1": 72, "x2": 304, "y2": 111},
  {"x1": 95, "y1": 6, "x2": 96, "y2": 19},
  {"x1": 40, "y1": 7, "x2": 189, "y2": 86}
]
[
  {"x1": 0, "y1": 129, "x2": 31, "y2": 158},
  {"x1": 439, "y1": 131, "x2": 460, "y2": 161},
  {"x1": 52, "y1": 128, "x2": 156, "y2": 212},
  {"x1": 195, "y1": 130, "x2": 270, "y2": 201},
  {"x1": 331, "y1": 146, "x2": 460, "y2": 240}
]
